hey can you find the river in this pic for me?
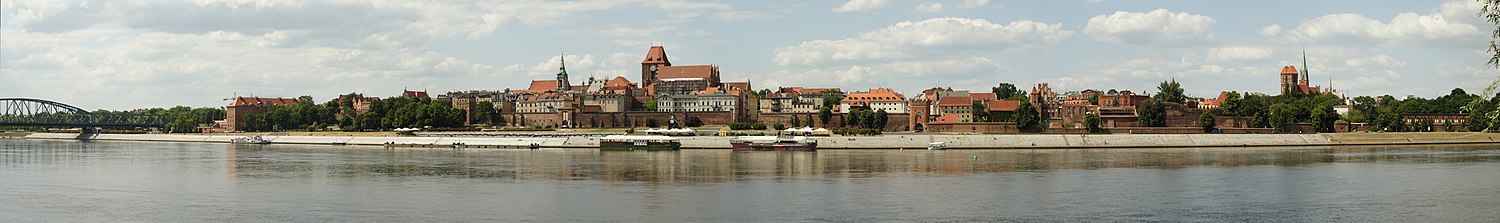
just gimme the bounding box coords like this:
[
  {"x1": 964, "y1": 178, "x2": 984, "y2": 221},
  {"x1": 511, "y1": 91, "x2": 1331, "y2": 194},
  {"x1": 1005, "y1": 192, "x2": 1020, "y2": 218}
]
[{"x1": 2, "y1": 139, "x2": 1498, "y2": 222}]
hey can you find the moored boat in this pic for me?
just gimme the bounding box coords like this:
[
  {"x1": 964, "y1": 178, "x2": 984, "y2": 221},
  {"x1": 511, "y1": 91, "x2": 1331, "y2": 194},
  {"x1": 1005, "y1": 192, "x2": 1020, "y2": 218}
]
[
  {"x1": 730, "y1": 136, "x2": 817, "y2": 151},
  {"x1": 927, "y1": 142, "x2": 947, "y2": 150},
  {"x1": 599, "y1": 135, "x2": 681, "y2": 151},
  {"x1": 230, "y1": 136, "x2": 270, "y2": 144}
]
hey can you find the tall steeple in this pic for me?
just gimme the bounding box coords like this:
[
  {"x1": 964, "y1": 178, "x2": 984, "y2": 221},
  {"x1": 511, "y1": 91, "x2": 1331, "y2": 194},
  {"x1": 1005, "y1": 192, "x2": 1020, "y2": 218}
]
[
  {"x1": 1300, "y1": 47, "x2": 1310, "y2": 84},
  {"x1": 557, "y1": 54, "x2": 571, "y2": 92}
]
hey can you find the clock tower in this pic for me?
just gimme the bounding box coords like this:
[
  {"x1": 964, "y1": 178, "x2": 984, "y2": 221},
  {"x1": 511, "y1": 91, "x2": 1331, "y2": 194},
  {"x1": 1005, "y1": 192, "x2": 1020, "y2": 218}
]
[{"x1": 641, "y1": 45, "x2": 671, "y2": 86}]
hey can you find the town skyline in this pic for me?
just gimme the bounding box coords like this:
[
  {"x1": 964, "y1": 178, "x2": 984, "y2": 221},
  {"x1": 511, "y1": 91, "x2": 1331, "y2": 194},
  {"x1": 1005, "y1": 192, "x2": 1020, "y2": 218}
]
[{"x1": 3, "y1": 0, "x2": 1497, "y2": 110}]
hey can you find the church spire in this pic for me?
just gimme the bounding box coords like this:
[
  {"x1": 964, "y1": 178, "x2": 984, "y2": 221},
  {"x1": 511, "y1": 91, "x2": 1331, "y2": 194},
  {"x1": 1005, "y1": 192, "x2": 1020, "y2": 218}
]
[
  {"x1": 557, "y1": 54, "x2": 571, "y2": 91},
  {"x1": 1300, "y1": 47, "x2": 1309, "y2": 83}
]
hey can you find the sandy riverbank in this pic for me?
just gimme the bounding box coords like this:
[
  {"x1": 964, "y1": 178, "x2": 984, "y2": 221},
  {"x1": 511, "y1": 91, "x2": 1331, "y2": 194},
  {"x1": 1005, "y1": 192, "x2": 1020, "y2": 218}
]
[{"x1": 16, "y1": 132, "x2": 1500, "y2": 149}]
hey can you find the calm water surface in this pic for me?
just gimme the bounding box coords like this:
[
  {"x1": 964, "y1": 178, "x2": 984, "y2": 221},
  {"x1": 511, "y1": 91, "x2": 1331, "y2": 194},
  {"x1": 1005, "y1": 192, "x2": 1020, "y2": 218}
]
[{"x1": 2, "y1": 139, "x2": 1499, "y2": 222}]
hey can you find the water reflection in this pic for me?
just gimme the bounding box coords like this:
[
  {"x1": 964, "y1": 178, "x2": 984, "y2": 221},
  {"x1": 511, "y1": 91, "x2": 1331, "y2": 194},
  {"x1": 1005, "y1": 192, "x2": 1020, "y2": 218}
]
[
  {"x1": 5, "y1": 139, "x2": 1500, "y2": 184},
  {"x1": 215, "y1": 144, "x2": 1500, "y2": 184}
]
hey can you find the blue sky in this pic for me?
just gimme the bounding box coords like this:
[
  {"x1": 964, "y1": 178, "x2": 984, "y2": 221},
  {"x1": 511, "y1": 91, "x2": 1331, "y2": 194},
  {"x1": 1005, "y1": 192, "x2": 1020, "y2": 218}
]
[{"x1": 2, "y1": 0, "x2": 1496, "y2": 110}]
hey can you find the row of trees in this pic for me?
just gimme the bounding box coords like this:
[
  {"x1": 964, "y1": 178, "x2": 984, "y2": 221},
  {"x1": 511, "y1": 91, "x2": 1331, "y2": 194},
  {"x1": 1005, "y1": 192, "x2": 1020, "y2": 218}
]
[
  {"x1": 335, "y1": 96, "x2": 467, "y2": 131},
  {"x1": 1344, "y1": 89, "x2": 1497, "y2": 132},
  {"x1": 842, "y1": 109, "x2": 890, "y2": 129},
  {"x1": 96, "y1": 106, "x2": 226, "y2": 133},
  {"x1": 237, "y1": 96, "x2": 337, "y2": 132}
]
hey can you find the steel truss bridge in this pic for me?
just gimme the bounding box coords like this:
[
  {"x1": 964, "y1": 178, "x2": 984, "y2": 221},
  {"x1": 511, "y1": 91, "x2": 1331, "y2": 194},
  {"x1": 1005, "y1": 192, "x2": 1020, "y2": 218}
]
[{"x1": 0, "y1": 98, "x2": 165, "y2": 127}]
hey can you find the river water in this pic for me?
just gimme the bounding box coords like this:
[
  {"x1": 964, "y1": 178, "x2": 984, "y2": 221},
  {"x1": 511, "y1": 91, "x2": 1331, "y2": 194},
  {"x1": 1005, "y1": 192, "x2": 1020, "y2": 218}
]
[{"x1": 2, "y1": 139, "x2": 1498, "y2": 222}]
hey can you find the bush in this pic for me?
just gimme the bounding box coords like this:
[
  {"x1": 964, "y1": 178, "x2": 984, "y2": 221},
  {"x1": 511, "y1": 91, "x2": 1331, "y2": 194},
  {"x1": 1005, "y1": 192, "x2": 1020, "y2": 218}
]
[
  {"x1": 728, "y1": 122, "x2": 755, "y2": 130},
  {"x1": 685, "y1": 117, "x2": 704, "y2": 127},
  {"x1": 1085, "y1": 113, "x2": 1102, "y2": 133},
  {"x1": 773, "y1": 123, "x2": 786, "y2": 130}
]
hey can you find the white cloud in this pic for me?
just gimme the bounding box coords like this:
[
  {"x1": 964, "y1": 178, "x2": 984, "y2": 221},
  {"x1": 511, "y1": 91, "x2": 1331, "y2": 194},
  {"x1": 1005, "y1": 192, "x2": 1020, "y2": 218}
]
[
  {"x1": 914, "y1": 3, "x2": 944, "y2": 13},
  {"x1": 833, "y1": 0, "x2": 890, "y2": 13},
  {"x1": 835, "y1": 66, "x2": 874, "y2": 83},
  {"x1": 1258, "y1": 25, "x2": 1282, "y2": 37},
  {"x1": 1206, "y1": 46, "x2": 1273, "y2": 62},
  {"x1": 773, "y1": 17, "x2": 1075, "y2": 66},
  {"x1": 0, "y1": 0, "x2": 783, "y2": 109},
  {"x1": 1343, "y1": 54, "x2": 1406, "y2": 68},
  {"x1": 1437, "y1": 60, "x2": 1498, "y2": 79},
  {"x1": 959, "y1": 0, "x2": 991, "y2": 9},
  {"x1": 755, "y1": 56, "x2": 1004, "y2": 92},
  {"x1": 1288, "y1": 9, "x2": 1483, "y2": 47},
  {"x1": 1084, "y1": 9, "x2": 1215, "y2": 46}
]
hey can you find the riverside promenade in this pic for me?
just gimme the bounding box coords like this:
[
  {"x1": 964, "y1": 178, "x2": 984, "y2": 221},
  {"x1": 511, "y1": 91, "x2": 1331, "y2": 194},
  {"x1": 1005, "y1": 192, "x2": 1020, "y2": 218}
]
[{"x1": 18, "y1": 132, "x2": 1500, "y2": 149}]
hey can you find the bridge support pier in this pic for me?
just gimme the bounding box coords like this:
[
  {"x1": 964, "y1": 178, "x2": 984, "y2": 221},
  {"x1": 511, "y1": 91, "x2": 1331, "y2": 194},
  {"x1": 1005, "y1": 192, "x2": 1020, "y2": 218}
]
[{"x1": 75, "y1": 127, "x2": 98, "y2": 140}]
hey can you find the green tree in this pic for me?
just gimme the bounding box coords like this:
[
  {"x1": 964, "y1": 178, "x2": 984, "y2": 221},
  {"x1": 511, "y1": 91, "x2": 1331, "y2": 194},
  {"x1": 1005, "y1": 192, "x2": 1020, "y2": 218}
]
[
  {"x1": 971, "y1": 101, "x2": 989, "y2": 122},
  {"x1": 874, "y1": 109, "x2": 888, "y2": 129},
  {"x1": 821, "y1": 89, "x2": 845, "y2": 108},
  {"x1": 1310, "y1": 104, "x2": 1338, "y2": 132},
  {"x1": 473, "y1": 101, "x2": 496, "y2": 126},
  {"x1": 1154, "y1": 80, "x2": 1185, "y2": 104},
  {"x1": 859, "y1": 110, "x2": 875, "y2": 128},
  {"x1": 1085, "y1": 113, "x2": 1102, "y2": 133},
  {"x1": 1342, "y1": 109, "x2": 1367, "y2": 123},
  {"x1": 1270, "y1": 103, "x2": 1308, "y2": 129},
  {"x1": 790, "y1": 115, "x2": 801, "y2": 127},
  {"x1": 1087, "y1": 94, "x2": 1099, "y2": 105},
  {"x1": 992, "y1": 83, "x2": 1022, "y2": 100},
  {"x1": 1199, "y1": 112, "x2": 1217, "y2": 132},
  {"x1": 818, "y1": 106, "x2": 832, "y2": 126},
  {"x1": 1136, "y1": 100, "x2": 1167, "y2": 127},
  {"x1": 1219, "y1": 91, "x2": 1243, "y2": 116},
  {"x1": 644, "y1": 99, "x2": 658, "y2": 112},
  {"x1": 1014, "y1": 101, "x2": 1040, "y2": 129},
  {"x1": 843, "y1": 111, "x2": 858, "y2": 127},
  {"x1": 1483, "y1": 0, "x2": 1500, "y2": 68}
]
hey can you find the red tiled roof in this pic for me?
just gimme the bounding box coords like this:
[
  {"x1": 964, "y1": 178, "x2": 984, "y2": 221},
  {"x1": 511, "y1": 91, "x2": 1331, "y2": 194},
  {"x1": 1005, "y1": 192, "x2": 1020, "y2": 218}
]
[
  {"x1": 642, "y1": 45, "x2": 671, "y2": 65},
  {"x1": 402, "y1": 90, "x2": 429, "y2": 99},
  {"x1": 970, "y1": 93, "x2": 997, "y2": 101},
  {"x1": 725, "y1": 82, "x2": 750, "y2": 91},
  {"x1": 1281, "y1": 66, "x2": 1299, "y2": 75},
  {"x1": 526, "y1": 80, "x2": 559, "y2": 93},
  {"x1": 605, "y1": 76, "x2": 634, "y2": 87},
  {"x1": 988, "y1": 100, "x2": 1020, "y2": 112},
  {"x1": 938, "y1": 96, "x2": 972, "y2": 107},
  {"x1": 843, "y1": 88, "x2": 906, "y2": 107},
  {"x1": 228, "y1": 97, "x2": 299, "y2": 107},
  {"x1": 656, "y1": 65, "x2": 716, "y2": 80}
]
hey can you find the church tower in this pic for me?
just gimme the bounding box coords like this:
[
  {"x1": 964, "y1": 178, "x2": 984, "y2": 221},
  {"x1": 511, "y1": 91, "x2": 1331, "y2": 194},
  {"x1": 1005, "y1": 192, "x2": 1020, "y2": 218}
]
[
  {"x1": 1280, "y1": 65, "x2": 1299, "y2": 95},
  {"x1": 641, "y1": 45, "x2": 671, "y2": 86},
  {"x1": 1299, "y1": 49, "x2": 1310, "y2": 89},
  {"x1": 557, "y1": 55, "x2": 571, "y2": 92}
]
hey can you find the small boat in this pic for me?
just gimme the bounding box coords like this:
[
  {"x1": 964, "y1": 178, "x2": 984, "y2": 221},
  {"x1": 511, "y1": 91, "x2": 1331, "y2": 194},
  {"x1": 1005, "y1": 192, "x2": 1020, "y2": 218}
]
[
  {"x1": 730, "y1": 135, "x2": 817, "y2": 151},
  {"x1": 231, "y1": 136, "x2": 270, "y2": 144},
  {"x1": 927, "y1": 142, "x2": 947, "y2": 150},
  {"x1": 598, "y1": 135, "x2": 681, "y2": 151}
]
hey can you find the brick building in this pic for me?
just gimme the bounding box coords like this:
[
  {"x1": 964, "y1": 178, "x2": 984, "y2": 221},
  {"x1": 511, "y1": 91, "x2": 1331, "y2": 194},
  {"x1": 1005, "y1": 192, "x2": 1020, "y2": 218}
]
[
  {"x1": 841, "y1": 88, "x2": 908, "y2": 114},
  {"x1": 225, "y1": 97, "x2": 300, "y2": 132}
]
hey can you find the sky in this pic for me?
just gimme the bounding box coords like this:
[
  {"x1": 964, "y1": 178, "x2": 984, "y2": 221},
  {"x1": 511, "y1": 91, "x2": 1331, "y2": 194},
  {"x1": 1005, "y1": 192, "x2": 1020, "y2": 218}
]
[{"x1": 2, "y1": 0, "x2": 1498, "y2": 110}]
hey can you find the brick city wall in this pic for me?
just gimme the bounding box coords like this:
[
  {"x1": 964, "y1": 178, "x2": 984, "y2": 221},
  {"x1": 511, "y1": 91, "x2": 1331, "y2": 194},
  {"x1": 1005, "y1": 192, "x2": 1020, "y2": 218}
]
[
  {"x1": 757, "y1": 113, "x2": 912, "y2": 131},
  {"x1": 502, "y1": 111, "x2": 736, "y2": 128}
]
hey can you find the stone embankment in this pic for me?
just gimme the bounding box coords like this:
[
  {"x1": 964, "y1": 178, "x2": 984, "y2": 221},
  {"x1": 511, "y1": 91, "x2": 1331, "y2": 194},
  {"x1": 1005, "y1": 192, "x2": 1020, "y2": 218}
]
[{"x1": 19, "y1": 132, "x2": 1500, "y2": 149}]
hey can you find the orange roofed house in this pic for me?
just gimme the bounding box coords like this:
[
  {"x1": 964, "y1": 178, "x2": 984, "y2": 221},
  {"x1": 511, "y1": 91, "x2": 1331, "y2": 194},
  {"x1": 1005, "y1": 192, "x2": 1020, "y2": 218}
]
[
  {"x1": 840, "y1": 88, "x2": 908, "y2": 114},
  {"x1": 225, "y1": 97, "x2": 300, "y2": 132}
]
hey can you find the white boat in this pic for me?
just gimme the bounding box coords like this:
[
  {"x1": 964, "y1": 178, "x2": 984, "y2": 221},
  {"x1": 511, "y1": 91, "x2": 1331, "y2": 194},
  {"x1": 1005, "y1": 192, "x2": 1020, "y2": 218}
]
[
  {"x1": 730, "y1": 136, "x2": 816, "y2": 151},
  {"x1": 231, "y1": 136, "x2": 270, "y2": 144},
  {"x1": 928, "y1": 142, "x2": 947, "y2": 150}
]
